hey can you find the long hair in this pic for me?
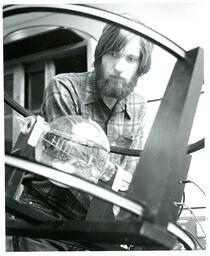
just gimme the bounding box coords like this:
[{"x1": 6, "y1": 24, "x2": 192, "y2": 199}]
[{"x1": 94, "y1": 15, "x2": 153, "y2": 77}]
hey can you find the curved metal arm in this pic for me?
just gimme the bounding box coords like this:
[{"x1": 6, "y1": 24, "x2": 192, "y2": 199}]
[
  {"x1": 4, "y1": 92, "x2": 35, "y2": 117},
  {"x1": 3, "y1": 4, "x2": 186, "y2": 59},
  {"x1": 5, "y1": 154, "x2": 195, "y2": 250},
  {"x1": 111, "y1": 138, "x2": 205, "y2": 156},
  {"x1": 4, "y1": 92, "x2": 205, "y2": 155},
  {"x1": 5, "y1": 154, "x2": 144, "y2": 216}
]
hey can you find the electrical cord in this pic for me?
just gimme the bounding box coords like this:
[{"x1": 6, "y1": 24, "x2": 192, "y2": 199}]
[
  {"x1": 180, "y1": 180, "x2": 206, "y2": 196},
  {"x1": 176, "y1": 179, "x2": 206, "y2": 249},
  {"x1": 183, "y1": 203, "x2": 206, "y2": 239},
  {"x1": 177, "y1": 191, "x2": 185, "y2": 219},
  {"x1": 183, "y1": 229, "x2": 206, "y2": 250},
  {"x1": 168, "y1": 222, "x2": 196, "y2": 250},
  {"x1": 174, "y1": 202, "x2": 206, "y2": 239},
  {"x1": 171, "y1": 221, "x2": 204, "y2": 250}
]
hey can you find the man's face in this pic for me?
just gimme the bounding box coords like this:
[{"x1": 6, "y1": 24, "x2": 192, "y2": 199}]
[{"x1": 96, "y1": 36, "x2": 140, "y2": 100}]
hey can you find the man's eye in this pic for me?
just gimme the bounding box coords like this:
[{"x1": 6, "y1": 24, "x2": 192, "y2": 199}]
[
  {"x1": 127, "y1": 56, "x2": 138, "y2": 63},
  {"x1": 109, "y1": 51, "x2": 119, "y2": 57}
]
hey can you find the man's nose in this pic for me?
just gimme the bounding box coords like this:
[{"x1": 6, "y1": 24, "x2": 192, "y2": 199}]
[{"x1": 114, "y1": 58, "x2": 125, "y2": 73}]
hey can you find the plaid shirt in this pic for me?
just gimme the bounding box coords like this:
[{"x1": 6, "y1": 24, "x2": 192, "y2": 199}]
[
  {"x1": 42, "y1": 71, "x2": 146, "y2": 175},
  {"x1": 22, "y1": 70, "x2": 146, "y2": 220}
]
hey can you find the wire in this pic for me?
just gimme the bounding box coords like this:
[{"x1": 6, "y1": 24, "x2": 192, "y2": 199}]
[
  {"x1": 180, "y1": 180, "x2": 206, "y2": 196},
  {"x1": 188, "y1": 181, "x2": 206, "y2": 196},
  {"x1": 167, "y1": 222, "x2": 196, "y2": 250},
  {"x1": 183, "y1": 229, "x2": 206, "y2": 250},
  {"x1": 184, "y1": 203, "x2": 206, "y2": 238},
  {"x1": 177, "y1": 191, "x2": 185, "y2": 219},
  {"x1": 175, "y1": 202, "x2": 206, "y2": 239},
  {"x1": 147, "y1": 91, "x2": 204, "y2": 103},
  {"x1": 190, "y1": 181, "x2": 206, "y2": 196}
]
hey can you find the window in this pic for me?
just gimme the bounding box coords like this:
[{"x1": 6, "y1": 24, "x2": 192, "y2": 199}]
[
  {"x1": 4, "y1": 74, "x2": 14, "y2": 151},
  {"x1": 25, "y1": 63, "x2": 45, "y2": 114}
]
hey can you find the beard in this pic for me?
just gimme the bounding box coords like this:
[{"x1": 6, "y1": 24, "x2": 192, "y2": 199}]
[{"x1": 95, "y1": 66, "x2": 138, "y2": 100}]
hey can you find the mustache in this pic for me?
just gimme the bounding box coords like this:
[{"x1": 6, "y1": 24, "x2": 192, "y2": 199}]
[{"x1": 108, "y1": 75, "x2": 126, "y2": 82}]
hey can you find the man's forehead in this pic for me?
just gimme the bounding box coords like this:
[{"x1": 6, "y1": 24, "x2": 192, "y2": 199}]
[{"x1": 121, "y1": 35, "x2": 141, "y2": 56}]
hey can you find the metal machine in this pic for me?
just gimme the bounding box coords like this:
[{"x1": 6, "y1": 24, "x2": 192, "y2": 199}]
[{"x1": 4, "y1": 4, "x2": 205, "y2": 251}]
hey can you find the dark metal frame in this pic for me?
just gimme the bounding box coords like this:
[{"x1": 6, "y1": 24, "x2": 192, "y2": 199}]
[
  {"x1": 4, "y1": 4, "x2": 204, "y2": 250},
  {"x1": 5, "y1": 155, "x2": 195, "y2": 250},
  {"x1": 127, "y1": 47, "x2": 204, "y2": 224}
]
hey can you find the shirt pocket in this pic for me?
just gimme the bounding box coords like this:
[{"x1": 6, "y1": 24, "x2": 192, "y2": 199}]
[{"x1": 116, "y1": 130, "x2": 134, "y2": 148}]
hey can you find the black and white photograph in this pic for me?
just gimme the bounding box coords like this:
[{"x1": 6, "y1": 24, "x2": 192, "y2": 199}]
[{"x1": 1, "y1": 0, "x2": 208, "y2": 254}]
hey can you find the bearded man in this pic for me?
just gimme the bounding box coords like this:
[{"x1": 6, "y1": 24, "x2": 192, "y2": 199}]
[
  {"x1": 12, "y1": 16, "x2": 154, "y2": 252},
  {"x1": 42, "y1": 19, "x2": 153, "y2": 180}
]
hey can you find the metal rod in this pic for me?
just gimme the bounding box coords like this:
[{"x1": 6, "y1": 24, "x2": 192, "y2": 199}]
[
  {"x1": 5, "y1": 154, "x2": 195, "y2": 249},
  {"x1": 3, "y1": 4, "x2": 186, "y2": 59},
  {"x1": 5, "y1": 154, "x2": 144, "y2": 216}
]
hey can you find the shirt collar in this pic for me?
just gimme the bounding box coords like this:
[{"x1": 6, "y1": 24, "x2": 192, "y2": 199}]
[
  {"x1": 116, "y1": 97, "x2": 132, "y2": 119},
  {"x1": 126, "y1": 103, "x2": 132, "y2": 119}
]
